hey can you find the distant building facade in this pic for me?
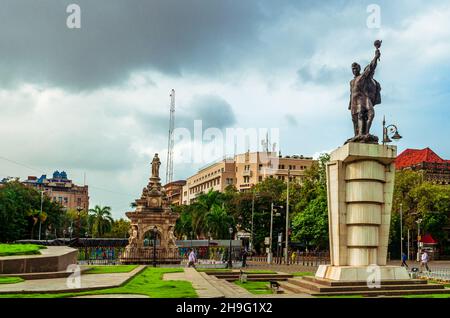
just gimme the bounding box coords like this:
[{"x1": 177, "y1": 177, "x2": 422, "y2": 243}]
[
  {"x1": 163, "y1": 180, "x2": 186, "y2": 206},
  {"x1": 182, "y1": 151, "x2": 315, "y2": 205},
  {"x1": 396, "y1": 147, "x2": 450, "y2": 185},
  {"x1": 23, "y1": 171, "x2": 89, "y2": 211}
]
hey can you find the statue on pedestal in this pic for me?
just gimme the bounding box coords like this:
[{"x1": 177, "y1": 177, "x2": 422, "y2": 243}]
[
  {"x1": 346, "y1": 40, "x2": 382, "y2": 144},
  {"x1": 151, "y1": 153, "x2": 161, "y2": 179}
]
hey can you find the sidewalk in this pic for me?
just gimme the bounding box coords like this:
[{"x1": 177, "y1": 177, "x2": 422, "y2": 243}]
[
  {"x1": 163, "y1": 268, "x2": 225, "y2": 298},
  {"x1": 0, "y1": 265, "x2": 145, "y2": 294}
]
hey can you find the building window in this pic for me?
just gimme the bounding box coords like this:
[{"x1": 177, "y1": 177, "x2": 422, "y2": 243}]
[
  {"x1": 244, "y1": 176, "x2": 250, "y2": 183},
  {"x1": 258, "y1": 176, "x2": 262, "y2": 182}
]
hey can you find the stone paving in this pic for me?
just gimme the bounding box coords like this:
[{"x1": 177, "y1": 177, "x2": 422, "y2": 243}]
[
  {"x1": 163, "y1": 268, "x2": 224, "y2": 298},
  {"x1": 0, "y1": 265, "x2": 145, "y2": 294}
]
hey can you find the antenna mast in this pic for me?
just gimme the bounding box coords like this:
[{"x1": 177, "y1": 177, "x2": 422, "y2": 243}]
[{"x1": 165, "y1": 89, "x2": 175, "y2": 184}]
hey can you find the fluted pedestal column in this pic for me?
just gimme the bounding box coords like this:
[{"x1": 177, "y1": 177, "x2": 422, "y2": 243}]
[{"x1": 316, "y1": 143, "x2": 409, "y2": 281}]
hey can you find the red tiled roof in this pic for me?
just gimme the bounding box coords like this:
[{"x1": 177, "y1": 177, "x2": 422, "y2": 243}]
[{"x1": 395, "y1": 147, "x2": 447, "y2": 170}]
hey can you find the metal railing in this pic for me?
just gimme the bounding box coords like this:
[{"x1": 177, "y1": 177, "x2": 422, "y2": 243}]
[
  {"x1": 249, "y1": 251, "x2": 330, "y2": 266},
  {"x1": 77, "y1": 246, "x2": 243, "y2": 265}
]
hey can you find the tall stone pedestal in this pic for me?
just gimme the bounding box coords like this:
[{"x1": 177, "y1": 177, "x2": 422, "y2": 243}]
[{"x1": 316, "y1": 142, "x2": 409, "y2": 281}]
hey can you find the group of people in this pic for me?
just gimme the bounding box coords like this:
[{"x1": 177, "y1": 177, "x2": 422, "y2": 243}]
[
  {"x1": 185, "y1": 247, "x2": 249, "y2": 268},
  {"x1": 401, "y1": 250, "x2": 431, "y2": 272}
]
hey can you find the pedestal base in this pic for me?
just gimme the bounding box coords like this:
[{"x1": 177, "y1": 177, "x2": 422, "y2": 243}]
[{"x1": 316, "y1": 265, "x2": 410, "y2": 281}]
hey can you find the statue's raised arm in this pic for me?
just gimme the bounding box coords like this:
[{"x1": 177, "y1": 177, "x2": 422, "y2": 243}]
[{"x1": 361, "y1": 42, "x2": 381, "y2": 79}]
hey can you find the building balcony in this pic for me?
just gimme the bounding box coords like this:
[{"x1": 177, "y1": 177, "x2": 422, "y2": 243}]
[{"x1": 242, "y1": 170, "x2": 252, "y2": 177}]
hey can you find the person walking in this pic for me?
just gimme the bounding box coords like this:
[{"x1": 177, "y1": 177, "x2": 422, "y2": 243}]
[
  {"x1": 420, "y1": 250, "x2": 430, "y2": 272},
  {"x1": 401, "y1": 252, "x2": 409, "y2": 268},
  {"x1": 188, "y1": 249, "x2": 196, "y2": 268},
  {"x1": 241, "y1": 247, "x2": 248, "y2": 268}
]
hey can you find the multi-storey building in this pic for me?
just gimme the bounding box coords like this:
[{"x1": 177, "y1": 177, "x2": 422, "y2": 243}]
[
  {"x1": 163, "y1": 180, "x2": 186, "y2": 206},
  {"x1": 182, "y1": 151, "x2": 315, "y2": 205},
  {"x1": 23, "y1": 171, "x2": 89, "y2": 211},
  {"x1": 396, "y1": 147, "x2": 450, "y2": 185}
]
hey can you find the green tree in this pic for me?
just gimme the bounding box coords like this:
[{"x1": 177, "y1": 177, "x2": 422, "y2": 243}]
[
  {"x1": 290, "y1": 153, "x2": 330, "y2": 250},
  {"x1": 105, "y1": 218, "x2": 131, "y2": 238},
  {"x1": 0, "y1": 181, "x2": 64, "y2": 242},
  {"x1": 88, "y1": 205, "x2": 114, "y2": 238}
]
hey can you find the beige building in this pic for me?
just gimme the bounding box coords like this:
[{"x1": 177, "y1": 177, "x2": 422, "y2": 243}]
[
  {"x1": 182, "y1": 152, "x2": 315, "y2": 205},
  {"x1": 163, "y1": 180, "x2": 186, "y2": 206},
  {"x1": 23, "y1": 171, "x2": 89, "y2": 212}
]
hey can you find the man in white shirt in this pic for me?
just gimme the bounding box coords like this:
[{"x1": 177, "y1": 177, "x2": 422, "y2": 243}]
[
  {"x1": 420, "y1": 250, "x2": 430, "y2": 272},
  {"x1": 188, "y1": 249, "x2": 196, "y2": 268}
]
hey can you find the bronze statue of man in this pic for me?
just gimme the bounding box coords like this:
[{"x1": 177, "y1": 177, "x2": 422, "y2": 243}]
[{"x1": 347, "y1": 40, "x2": 382, "y2": 144}]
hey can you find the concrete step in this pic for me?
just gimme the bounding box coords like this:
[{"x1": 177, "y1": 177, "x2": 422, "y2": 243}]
[
  {"x1": 314, "y1": 288, "x2": 450, "y2": 297},
  {"x1": 302, "y1": 275, "x2": 428, "y2": 286},
  {"x1": 278, "y1": 281, "x2": 311, "y2": 295},
  {"x1": 289, "y1": 278, "x2": 445, "y2": 293}
]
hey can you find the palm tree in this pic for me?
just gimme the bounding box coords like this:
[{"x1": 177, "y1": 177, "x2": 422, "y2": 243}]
[
  {"x1": 27, "y1": 209, "x2": 47, "y2": 239},
  {"x1": 88, "y1": 205, "x2": 114, "y2": 238},
  {"x1": 206, "y1": 204, "x2": 234, "y2": 239}
]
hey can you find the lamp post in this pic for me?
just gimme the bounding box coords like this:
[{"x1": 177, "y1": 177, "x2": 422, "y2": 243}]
[
  {"x1": 76, "y1": 206, "x2": 83, "y2": 239},
  {"x1": 152, "y1": 226, "x2": 158, "y2": 267},
  {"x1": 38, "y1": 190, "x2": 48, "y2": 240},
  {"x1": 416, "y1": 218, "x2": 423, "y2": 262},
  {"x1": 228, "y1": 227, "x2": 233, "y2": 269},
  {"x1": 382, "y1": 116, "x2": 402, "y2": 145},
  {"x1": 268, "y1": 203, "x2": 283, "y2": 264},
  {"x1": 285, "y1": 168, "x2": 290, "y2": 264},
  {"x1": 400, "y1": 203, "x2": 403, "y2": 259}
]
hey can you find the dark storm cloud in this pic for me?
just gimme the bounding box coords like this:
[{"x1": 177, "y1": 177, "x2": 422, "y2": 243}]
[{"x1": 0, "y1": 0, "x2": 270, "y2": 90}]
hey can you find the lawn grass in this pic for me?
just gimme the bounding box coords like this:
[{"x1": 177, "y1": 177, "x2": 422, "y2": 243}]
[
  {"x1": 234, "y1": 281, "x2": 273, "y2": 295},
  {"x1": 291, "y1": 272, "x2": 314, "y2": 277},
  {"x1": 0, "y1": 244, "x2": 46, "y2": 257},
  {"x1": 0, "y1": 267, "x2": 197, "y2": 298},
  {"x1": 84, "y1": 265, "x2": 138, "y2": 274},
  {"x1": 0, "y1": 277, "x2": 24, "y2": 284}
]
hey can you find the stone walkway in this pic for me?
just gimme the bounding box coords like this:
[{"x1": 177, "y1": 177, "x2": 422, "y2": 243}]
[
  {"x1": 163, "y1": 268, "x2": 224, "y2": 298},
  {"x1": 0, "y1": 265, "x2": 145, "y2": 294}
]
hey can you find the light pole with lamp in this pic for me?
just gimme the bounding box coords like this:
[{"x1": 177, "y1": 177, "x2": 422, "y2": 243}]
[
  {"x1": 382, "y1": 116, "x2": 402, "y2": 145},
  {"x1": 400, "y1": 203, "x2": 403, "y2": 259},
  {"x1": 152, "y1": 226, "x2": 158, "y2": 267},
  {"x1": 416, "y1": 218, "x2": 423, "y2": 262},
  {"x1": 268, "y1": 203, "x2": 283, "y2": 264},
  {"x1": 228, "y1": 227, "x2": 233, "y2": 269},
  {"x1": 38, "y1": 190, "x2": 48, "y2": 240},
  {"x1": 285, "y1": 168, "x2": 290, "y2": 264}
]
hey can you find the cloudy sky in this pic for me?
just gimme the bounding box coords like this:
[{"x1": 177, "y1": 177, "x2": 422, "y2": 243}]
[{"x1": 1, "y1": 0, "x2": 450, "y2": 218}]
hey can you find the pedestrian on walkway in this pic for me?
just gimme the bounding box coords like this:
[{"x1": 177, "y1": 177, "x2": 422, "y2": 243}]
[
  {"x1": 401, "y1": 252, "x2": 409, "y2": 268},
  {"x1": 241, "y1": 247, "x2": 248, "y2": 268},
  {"x1": 188, "y1": 249, "x2": 196, "y2": 268},
  {"x1": 420, "y1": 250, "x2": 430, "y2": 272}
]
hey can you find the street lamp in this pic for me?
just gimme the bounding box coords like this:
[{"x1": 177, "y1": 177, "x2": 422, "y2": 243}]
[
  {"x1": 416, "y1": 218, "x2": 423, "y2": 262},
  {"x1": 268, "y1": 203, "x2": 283, "y2": 264},
  {"x1": 152, "y1": 226, "x2": 158, "y2": 267},
  {"x1": 382, "y1": 116, "x2": 402, "y2": 145},
  {"x1": 38, "y1": 190, "x2": 48, "y2": 240},
  {"x1": 228, "y1": 227, "x2": 233, "y2": 269},
  {"x1": 400, "y1": 203, "x2": 403, "y2": 260},
  {"x1": 68, "y1": 226, "x2": 73, "y2": 240},
  {"x1": 76, "y1": 206, "x2": 83, "y2": 239}
]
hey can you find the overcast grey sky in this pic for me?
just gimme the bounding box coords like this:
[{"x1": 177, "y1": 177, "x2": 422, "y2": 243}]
[{"x1": 1, "y1": 0, "x2": 450, "y2": 218}]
